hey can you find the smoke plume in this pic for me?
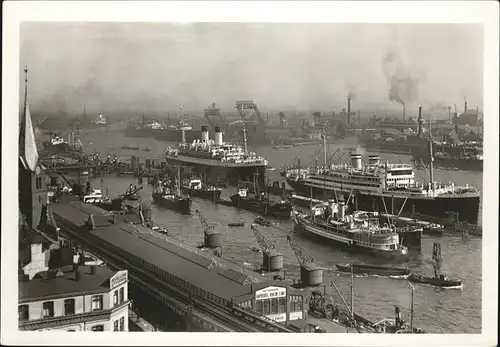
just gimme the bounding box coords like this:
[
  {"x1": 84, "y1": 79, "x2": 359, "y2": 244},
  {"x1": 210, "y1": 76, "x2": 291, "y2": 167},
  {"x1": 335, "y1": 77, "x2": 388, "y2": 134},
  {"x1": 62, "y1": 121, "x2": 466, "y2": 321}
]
[{"x1": 382, "y1": 50, "x2": 419, "y2": 106}]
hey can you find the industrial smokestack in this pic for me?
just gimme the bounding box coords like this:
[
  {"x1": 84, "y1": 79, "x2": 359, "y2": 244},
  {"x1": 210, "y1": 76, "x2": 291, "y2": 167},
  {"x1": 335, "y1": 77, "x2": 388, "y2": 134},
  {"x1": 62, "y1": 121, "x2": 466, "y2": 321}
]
[
  {"x1": 448, "y1": 106, "x2": 452, "y2": 123},
  {"x1": 418, "y1": 106, "x2": 423, "y2": 136},
  {"x1": 402, "y1": 103, "x2": 406, "y2": 121},
  {"x1": 464, "y1": 101, "x2": 468, "y2": 113},
  {"x1": 347, "y1": 97, "x2": 352, "y2": 124}
]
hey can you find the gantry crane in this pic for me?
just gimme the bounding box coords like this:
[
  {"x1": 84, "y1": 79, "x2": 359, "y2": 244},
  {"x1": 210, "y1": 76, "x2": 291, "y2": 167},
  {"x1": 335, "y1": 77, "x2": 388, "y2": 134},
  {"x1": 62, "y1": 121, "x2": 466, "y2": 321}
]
[
  {"x1": 235, "y1": 100, "x2": 267, "y2": 128},
  {"x1": 286, "y1": 235, "x2": 316, "y2": 265},
  {"x1": 195, "y1": 210, "x2": 221, "y2": 250},
  {"x1": 286, "y1": 235, "x2": 323, "y2": 286},
  {"x1": 250, "y1": 224, "x2": 283, "y2": 272},
  {"x1": 250, "y1": 224, "x2": 278, "y2": 253}
]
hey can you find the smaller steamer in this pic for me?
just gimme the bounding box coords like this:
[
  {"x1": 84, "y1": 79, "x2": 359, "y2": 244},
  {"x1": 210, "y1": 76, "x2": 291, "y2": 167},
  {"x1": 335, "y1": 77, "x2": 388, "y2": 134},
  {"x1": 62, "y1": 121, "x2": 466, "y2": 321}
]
[
  {"x1": 250, "y1": 224, "x2": 283, "y2": 272},
  {"x1": 287, "y1": 235, "x2": 323, "y2": 286}
]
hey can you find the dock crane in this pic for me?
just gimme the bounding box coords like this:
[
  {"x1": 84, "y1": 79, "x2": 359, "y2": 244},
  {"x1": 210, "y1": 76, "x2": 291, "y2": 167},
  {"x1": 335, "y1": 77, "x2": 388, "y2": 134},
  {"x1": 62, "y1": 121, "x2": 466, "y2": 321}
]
[
  {"x1": 286, "y1": 235, "x2": 323, "y2": 286},
  {"x1": 195, "y1": 210, "x2": 222, "y2": 251},
  {"x1": 250, "y1": 224, "x2": 283, "y2": 272},
  {"x1": 235, "y1": 100, "x2": 267, "y2": 129}
]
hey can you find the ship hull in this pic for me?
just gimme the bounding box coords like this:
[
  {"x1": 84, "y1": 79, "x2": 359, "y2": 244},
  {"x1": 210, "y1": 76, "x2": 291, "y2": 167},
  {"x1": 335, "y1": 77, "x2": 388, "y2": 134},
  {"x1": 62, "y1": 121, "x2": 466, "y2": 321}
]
[
  {"x1": 293, "y1": 217, "x2": 408, "y2": 259},
  {"x1": 230, "y1": 195, "x2": 292, "y2": 218},
  {"x1": 408, "y1": 274, "x2": 462, "y2": 288},
  {"x1": 181, "y1": 186, "x2": 222, "y2": 202},
  {"x1": 125, "y1": 127, "x2": 202, "y2": 143},
  {"x1": 166, "y1": 155, "x2": 267, "y2": 188},
  {"x1": 335, "y1": 264, "x2": 411, "y2": 277},
  {"x1": 286, "y1": 179, "x2": 480, "y2": 224},
  {"x1": 412, "y1": 154, "x2": 483, "y2": 172},
  {"x1": 152, "y1": 193, "x2": 191, "y2": 214}
]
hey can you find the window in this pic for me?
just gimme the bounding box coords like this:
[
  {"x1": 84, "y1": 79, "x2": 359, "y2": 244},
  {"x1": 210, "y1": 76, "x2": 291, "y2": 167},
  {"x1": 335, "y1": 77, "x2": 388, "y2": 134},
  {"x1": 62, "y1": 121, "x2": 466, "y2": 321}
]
[
  {"x1": 113, "y1": 291, "x2": 118, "y2": 306},
  {"x1": 91, "y1": 295, "x2": 103, "y2": 311},
  {"x1": 271, "y1": 298, "x2": 279, "y2": 314},
  {"x1": 18, "y1": 305, "x2": 29, "y2": 321},
  {"x1": 255, "y1": 300, "x2": 263, "y2": 314},
  {"x1": 64, "y1": 299, "x2": 75, "y2": 315},
  {"x1": 42, "y1": 301, "x2": 54, "y2": 318},
  {"x1": 119, "y1": 287, "x2": 124, "y2": 303},
  {"x1": 278, "y1": 298, "x2": 286, "y2": 314},
  {"x1": 263, "y1": 300, "x2": 270, "y2": 315},
  {"x1": 119, "y1": 317, "x2": 125, "y2": 331},
  {"x1": 92, "y1": 325, "x2": 104, "y2": 332},
  {"x1": 113, "y1": 320, "x2": 119, "y2": 332}
]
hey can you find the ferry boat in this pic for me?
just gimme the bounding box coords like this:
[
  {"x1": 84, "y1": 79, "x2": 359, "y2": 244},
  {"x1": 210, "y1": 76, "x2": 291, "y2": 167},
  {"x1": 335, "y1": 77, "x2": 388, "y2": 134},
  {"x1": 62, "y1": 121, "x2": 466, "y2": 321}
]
[
  {"x1": 181, "y1": 178, "x2": 222, "y2": 202},
  {"x1": 292, "y1": 203, "x2": 409, "y2": 258},
  {"x1": 166, "y1": 125, "x2": 268, "y2": 187},
  {"x1": 284, "y1": 137, "x2": 480, "y2": 224}
]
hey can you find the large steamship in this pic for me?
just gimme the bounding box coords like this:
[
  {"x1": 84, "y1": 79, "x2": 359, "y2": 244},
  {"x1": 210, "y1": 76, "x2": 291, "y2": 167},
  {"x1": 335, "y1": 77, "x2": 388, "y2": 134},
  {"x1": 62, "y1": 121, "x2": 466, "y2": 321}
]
[
  {"x1": 165, "y1": 125, "x2": 268, "y2": 187},
  {"x1": 284, "y1": 134, "x2": 480, "y2": 224}
]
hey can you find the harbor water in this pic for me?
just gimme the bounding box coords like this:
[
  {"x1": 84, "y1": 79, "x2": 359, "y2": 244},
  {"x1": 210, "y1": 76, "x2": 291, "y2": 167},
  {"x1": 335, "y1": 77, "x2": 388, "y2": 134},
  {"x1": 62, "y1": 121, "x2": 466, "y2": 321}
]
[{"x1": 80, "y1": 127, "x2": 481, "y2": 333}]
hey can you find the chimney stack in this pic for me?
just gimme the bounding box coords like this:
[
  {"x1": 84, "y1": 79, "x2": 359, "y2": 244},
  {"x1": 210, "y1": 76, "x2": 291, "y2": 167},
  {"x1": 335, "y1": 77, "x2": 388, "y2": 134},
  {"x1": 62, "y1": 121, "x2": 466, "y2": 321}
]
[
  {"x1": 347, "y1": 97, "x2": 352, "y2": 124},
  {"x1": 464, "y1": 101, "x2": 468, "y2": 113},
  {"x1": 402, "y1": 103, "x2": 406, "y2": 121},
  {"x1": 418, "y1": 106, "x2": 423, "y2": 136}
]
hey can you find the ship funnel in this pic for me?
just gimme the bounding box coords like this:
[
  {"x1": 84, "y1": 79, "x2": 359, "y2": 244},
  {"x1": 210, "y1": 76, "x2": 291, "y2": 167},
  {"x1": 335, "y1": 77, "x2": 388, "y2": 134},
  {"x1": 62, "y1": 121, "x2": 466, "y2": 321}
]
[
  {"x1": 181, "y1": 128, "x2": 186, "y2": 144},
  {"x1": 368, "y1": 155, "x2": 381, "y2": 165},
  {"x1": 214, "y1": 126, "x2": 223, "y2": 145},
  {"x1": 338, "y1": 201, "x2": 346, "y2": 220},
  {"x1": 350, "y1": 153, "x2": 362, "y2": 170},
  {"x1": 201, "y1": 125, "x2": 209, "y2": 142}
]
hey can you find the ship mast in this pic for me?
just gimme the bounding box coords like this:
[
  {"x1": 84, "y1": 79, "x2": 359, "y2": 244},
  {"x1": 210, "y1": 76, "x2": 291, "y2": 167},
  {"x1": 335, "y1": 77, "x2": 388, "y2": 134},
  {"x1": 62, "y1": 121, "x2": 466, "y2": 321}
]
[
  {"x1": 242, "y1": 123, "x2": 248, "y2": 156},
  {"x1": 428, "y1": 118, "x2": 434, "y2": 195}
]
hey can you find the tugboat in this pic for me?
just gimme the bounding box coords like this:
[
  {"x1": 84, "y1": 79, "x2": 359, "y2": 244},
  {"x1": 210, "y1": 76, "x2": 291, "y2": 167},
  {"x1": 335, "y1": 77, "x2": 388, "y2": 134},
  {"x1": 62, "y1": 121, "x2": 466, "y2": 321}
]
[
  {"x1": 152, "y1": 178, "x2": 191, "y2": 214},
  {"x1": 230, "y1": 188, "x2": 292, "y2": 218},
  {"x1": 408, "y1": 242, "x2": 462, "y2": 288},
  {"x1": 336, "y1": 264, "x2": 411, "y2": 277},
  {"x1": 181, "y1": 177, "x2": 222, "y2": 202}
]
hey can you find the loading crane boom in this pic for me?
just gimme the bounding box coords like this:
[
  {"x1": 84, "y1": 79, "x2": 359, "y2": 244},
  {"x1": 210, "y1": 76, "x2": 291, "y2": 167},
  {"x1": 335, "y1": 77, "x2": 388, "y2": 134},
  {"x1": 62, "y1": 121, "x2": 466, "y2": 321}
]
[
  {"x1": 196, "y1": 209, "x2": 215, "y2": 233},
  {"x1": 250, "y1": 224, "x2": 278, "y2": 253},
  {"x1": 286, "y1": 235, "x2": 315, "y2": 265}
]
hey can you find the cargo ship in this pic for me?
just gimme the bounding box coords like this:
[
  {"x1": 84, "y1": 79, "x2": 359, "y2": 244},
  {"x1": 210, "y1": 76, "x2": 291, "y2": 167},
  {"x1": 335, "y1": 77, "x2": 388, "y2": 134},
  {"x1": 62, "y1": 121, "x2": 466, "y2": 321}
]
[
  {"x1": 412, "y1": 141, "x2": 483, "y2": 172},
  {"x1": 284, "y1": 132, "x2": 480, "y2": 224},
  {"x1": 230, "y1": 188, "x2": 292, "y2": 218},
  {"x1": 165, "y1": 125, "x2": 268, "y2": 188},
  {"x1": 181, "y1": 177, "x2": 222, "y2": 202},
  {"x1": 292, "y1": 204, "x2": 409, "y2": 258}
]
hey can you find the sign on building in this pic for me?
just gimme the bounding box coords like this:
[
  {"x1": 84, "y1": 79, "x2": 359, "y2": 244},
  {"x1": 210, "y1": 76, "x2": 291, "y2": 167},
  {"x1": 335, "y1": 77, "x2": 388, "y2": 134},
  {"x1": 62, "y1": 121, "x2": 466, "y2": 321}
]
[
  {"x1": 255, "y1": 286, "x2": 286, "y2": 301},
  {"x1": 110, "y1": 270, "x2": 128, "y2": 290},
  {"x1": 236, "y1": 101, "x2": 256, "y2": 110}
]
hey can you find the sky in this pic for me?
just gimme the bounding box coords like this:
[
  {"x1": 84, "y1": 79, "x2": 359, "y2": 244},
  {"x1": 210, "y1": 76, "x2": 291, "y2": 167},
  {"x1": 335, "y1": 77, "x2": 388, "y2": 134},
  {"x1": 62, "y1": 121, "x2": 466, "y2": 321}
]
[{"x1": 20, "y1": 22, "x2": 483, "y2": 115}]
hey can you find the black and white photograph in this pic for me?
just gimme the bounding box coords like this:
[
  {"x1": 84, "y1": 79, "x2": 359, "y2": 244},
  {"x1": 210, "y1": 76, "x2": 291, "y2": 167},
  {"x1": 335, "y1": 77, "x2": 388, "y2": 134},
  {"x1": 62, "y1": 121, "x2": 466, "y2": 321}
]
[{"x1": 2, "y1": 1, "x2": 498, "y2": 346}]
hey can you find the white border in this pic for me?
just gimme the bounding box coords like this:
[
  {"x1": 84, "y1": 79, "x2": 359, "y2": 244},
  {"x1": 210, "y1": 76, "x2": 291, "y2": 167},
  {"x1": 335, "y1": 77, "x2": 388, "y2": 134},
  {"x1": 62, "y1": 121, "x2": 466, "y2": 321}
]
[{"x1": 2, "y1": 1, "x2": 498, "y2": 346}]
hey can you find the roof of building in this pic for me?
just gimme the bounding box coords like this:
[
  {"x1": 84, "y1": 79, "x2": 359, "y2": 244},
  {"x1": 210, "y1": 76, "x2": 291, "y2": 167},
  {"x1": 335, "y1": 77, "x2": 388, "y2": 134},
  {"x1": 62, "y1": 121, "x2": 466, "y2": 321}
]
[
  {"x1": 51, "y1": 201, "x2": 294, "y2": 302},
  {"x1": 19, "y1": 265, "x2": 116, "y2": 303}
]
